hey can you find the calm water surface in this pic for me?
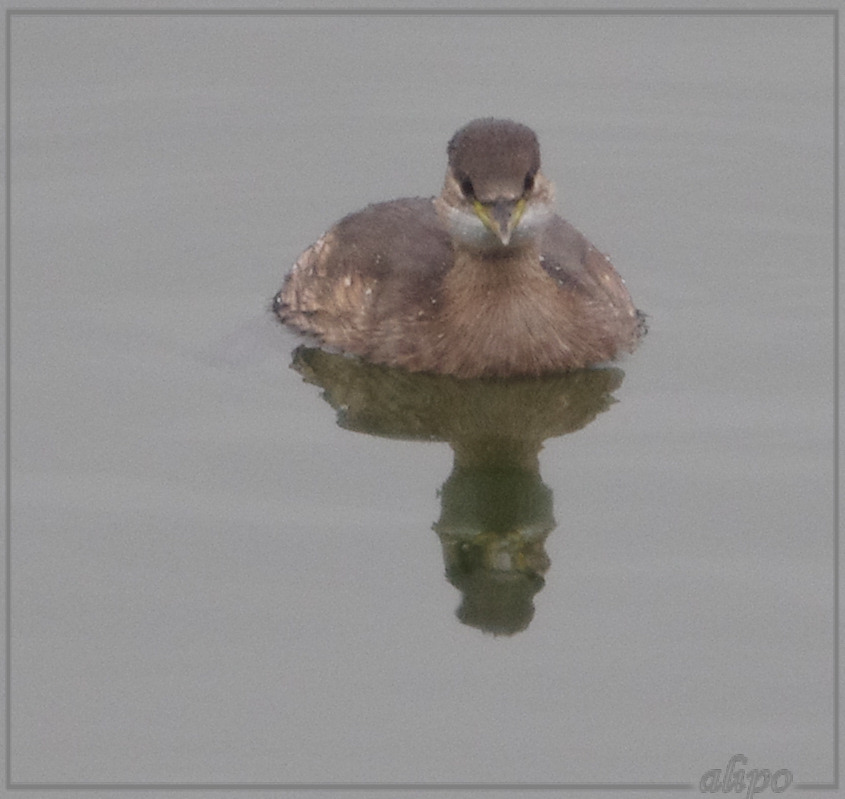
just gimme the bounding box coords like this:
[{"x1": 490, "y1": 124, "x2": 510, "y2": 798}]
[{"x1": 9, "y1": 12, "x2": 835, "y2": 796}]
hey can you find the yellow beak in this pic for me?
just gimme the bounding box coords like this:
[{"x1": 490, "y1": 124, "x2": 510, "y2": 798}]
[{"x1": 472, "y1": 197, "x2": 527, "y2": 246}]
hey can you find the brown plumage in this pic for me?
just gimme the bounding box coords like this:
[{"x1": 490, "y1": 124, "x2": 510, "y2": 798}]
[{"x1": 274, "y1": 118, "x2": 644, "y2": 379}]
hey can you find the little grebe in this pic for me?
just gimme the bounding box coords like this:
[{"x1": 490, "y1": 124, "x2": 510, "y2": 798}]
[{"x1": 274, "y1": 118, "x2": 644, "y2": 379}]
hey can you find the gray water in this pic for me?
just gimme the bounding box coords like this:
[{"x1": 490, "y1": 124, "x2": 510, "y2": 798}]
[{"x1": 8, "y1": 10, "x2": 836, "y2": 797}]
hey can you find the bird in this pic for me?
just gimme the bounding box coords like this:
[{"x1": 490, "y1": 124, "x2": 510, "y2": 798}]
[{"x1": 273, "y1": 118, "x2": 644, "y2": 380}]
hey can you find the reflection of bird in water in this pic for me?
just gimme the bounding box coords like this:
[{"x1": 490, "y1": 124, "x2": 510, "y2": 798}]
[
  {"x1": 435, "y1": 466, "x2": 554, "y2": 636},
  {"x1": 275, "y1": 118, "x2": 644, "y2": 379},
  {"x1": 289, "y1": 346, "x2": 625, "y2": 635}
]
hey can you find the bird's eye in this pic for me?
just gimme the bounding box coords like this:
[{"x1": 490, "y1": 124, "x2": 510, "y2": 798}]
[
  {"x1": 523, "y1": 172, "x2": 535, "y2": 193},
  {"x1": 459, "y1": 176, "x2": 475, "y2": 198}
]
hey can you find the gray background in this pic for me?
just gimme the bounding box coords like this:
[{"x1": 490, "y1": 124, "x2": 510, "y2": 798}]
[{"x1": 7, "y1": 6, "x2": 837, "y2": 799}]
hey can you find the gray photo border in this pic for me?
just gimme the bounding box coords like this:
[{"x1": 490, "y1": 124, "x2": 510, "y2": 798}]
[{"x1": 4, "y1": 6, "x2": 839, "y2": 792}]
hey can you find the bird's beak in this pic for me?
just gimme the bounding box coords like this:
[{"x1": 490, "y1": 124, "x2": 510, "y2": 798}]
[{"x1": 472, "y1": 197, "x2": 527, "y2": 246}]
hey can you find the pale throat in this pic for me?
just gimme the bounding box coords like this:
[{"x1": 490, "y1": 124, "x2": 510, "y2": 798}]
[{"x1": 436, "y1": 198, "x2": 555, "y2": 252}]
